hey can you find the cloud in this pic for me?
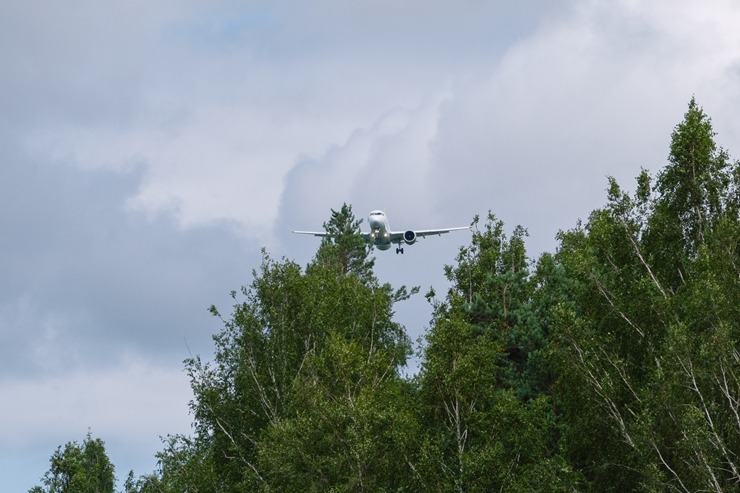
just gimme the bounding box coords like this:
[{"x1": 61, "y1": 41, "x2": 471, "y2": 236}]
[
  {"x1": 2, "y1": 0, "x2": 565, "y2": 240},
  {"x1": 0, "y1": 130, "x2": 253, "y2": 489},
  {"x1": 275, "y1": 100, "x2": 445, "y2": 243},
  {"x1": 1, "y1": 1, "x2": 298, "y2": 236},
  {"x1": 1, "y1": 357, "x2": 191, "y2": 449},
  {"x1": 1, "y1": 358, "x2": 192, "y2": 491},
  {"x1": 423, "y1": 0, "x2": 740, "y2": 254},
  {"x1": 0, "y1": 140, "x2": 254, "y2": 378}
]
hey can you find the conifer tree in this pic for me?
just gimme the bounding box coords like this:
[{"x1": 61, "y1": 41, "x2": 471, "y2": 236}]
[
  {"x1": 415, "y1": 213, "x2": 581, "y2": 492},
  {"x1": 311, "y1": 203, "x2": 375, "y2": 283}
]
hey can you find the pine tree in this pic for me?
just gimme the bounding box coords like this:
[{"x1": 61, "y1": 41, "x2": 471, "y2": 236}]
[
  {"x1": 311, "y1": 203, "x2": 375, "y2": 283},
  {"x1": 415, "y1": 213, "x2": 581, "y2": 492}
]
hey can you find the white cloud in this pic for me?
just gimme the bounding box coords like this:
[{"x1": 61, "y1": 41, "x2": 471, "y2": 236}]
[
  {"x1": 421, "y1": 0, "x2": 740, "y2": 253},
  {"x1": 276, "y1": 97, "x2": 447, "y2": 241},
  {"x1": 3, "y1": 1, "x2": 562, "y2": 241},
  {"x1": 1, "y1": 358, "x2": 191, "y2": 450},
  {"x1": 2, "y1": 359, "x2": 193, "y2": 489}
]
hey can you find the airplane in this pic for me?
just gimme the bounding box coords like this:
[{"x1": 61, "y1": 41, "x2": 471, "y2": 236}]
[{"x1": 293, "y1": 210, "x2": 470, "y2": 254}]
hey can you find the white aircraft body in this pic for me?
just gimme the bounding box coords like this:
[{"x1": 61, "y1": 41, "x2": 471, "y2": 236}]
[{"x1": 294, "y1": 210, "x2": 470, "y2": 254}]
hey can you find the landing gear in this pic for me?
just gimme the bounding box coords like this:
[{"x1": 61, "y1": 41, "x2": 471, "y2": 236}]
[{"x1": 396, "y1": 246, "x2": 404, "y2": 254}]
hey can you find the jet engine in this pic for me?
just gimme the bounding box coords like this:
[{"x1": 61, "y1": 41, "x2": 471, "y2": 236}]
[{"x1": 403, "y1": 230, "x2": 417, "y2": 245}]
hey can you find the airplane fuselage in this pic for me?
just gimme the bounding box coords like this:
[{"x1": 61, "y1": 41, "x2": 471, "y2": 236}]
[{"x1": 368, "y1": 210, "x2": 392, "y2": 250}]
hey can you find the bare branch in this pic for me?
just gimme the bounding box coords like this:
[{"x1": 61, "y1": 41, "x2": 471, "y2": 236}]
[
  {"x1": 651, "y1": 439, "x2": 692, "y2": 493},
  {"x1": 592, "y1": 278, "x2": 645, "y2": 338}
]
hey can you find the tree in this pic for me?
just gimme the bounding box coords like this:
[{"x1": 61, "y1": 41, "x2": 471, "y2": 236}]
[
  {"x1": 553, "y1": 98, "x2": 740, "y2": 491},
  {"x1": 123, "y1": 435, "x2": 220, "y2": 493},
  {"x1": 258, "y1": 332, "x2": 418, "y2": 492},
  {"x1": 438, "y1": 213, "x2": 554, "y2": 400},
  {"x1": 415, "y1": 213, "x2": 581, "y2": 492},
  {"x1": 30, "y1": 432, "x2": 115, "y2": 493},
  {"x1": 312, "y1": 203, "x2": 375, "y2": 283},
  {"x1": 646, "y1": 96, "x2": 735, "y2": 289},
  {"x1": 172, "y1": 205, "x2": 413, "y2": 490}
]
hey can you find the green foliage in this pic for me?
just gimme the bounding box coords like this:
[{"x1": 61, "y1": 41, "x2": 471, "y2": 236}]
[
  {"x1": 441, "y1": 212, "x2": 552, "y2": 400},
  {"x1": 122, "y1": 434, "x2": 221, "y2": 493},
  {"x1": 30, "y1": 432, "x2": 115, "y2": 493},
  {"x1": 258, "y1": 333, "x2": 418, "y2": 492},
  {"x1": 312, "y1": 203, "x2": 376, "y2": 283},
  {"x1": 646, "y1": 97, "x2": 735, "y2": 289},
  {"x1": 165, "y1": 205, "x2": 413, "y2": 491},
  {"x1": 553, "y1": 98, "x2": 740, "y2": 492},
  {"x1": 415, "y1": 213, "x2": 582, "y2": 491},
  {"x1": 75, "y1": 99, "x2": 740, "y2": 492}
]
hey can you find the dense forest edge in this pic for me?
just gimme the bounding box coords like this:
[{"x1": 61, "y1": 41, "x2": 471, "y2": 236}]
[{"x1": 30, "y1": 98, "x2": 740, "y2": 492}]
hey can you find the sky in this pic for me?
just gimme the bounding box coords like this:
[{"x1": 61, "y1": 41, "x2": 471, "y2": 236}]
[{"x1": 3, "y1": 0, "x2": 740, "y2": 490}]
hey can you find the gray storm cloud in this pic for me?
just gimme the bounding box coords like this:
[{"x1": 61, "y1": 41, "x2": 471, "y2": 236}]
[{"x1": 0, "y1": 152, "x2": 252, "y2": 377}]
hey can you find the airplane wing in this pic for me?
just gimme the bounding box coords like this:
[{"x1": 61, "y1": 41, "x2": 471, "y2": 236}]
[
  {"x1": 388, "y1": 226, "x2": 470, "y2": 243},
  {"x1": 292, "y1": 230, "x2": 332, "y2": 237},
  {"x1": 292, "y1": 230, "x2": 375, "y2": 243}
]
